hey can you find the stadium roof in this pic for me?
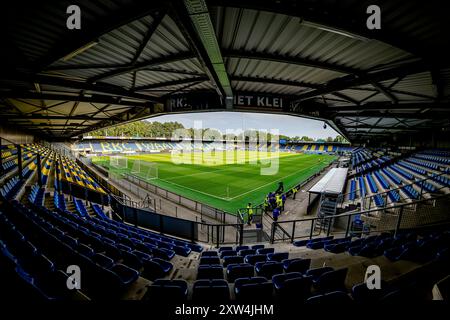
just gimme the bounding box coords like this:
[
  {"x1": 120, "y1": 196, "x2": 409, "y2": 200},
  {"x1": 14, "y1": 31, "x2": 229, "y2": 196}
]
[{"x1": 1, "y1": 0, "x2": 449, "y2": 142}]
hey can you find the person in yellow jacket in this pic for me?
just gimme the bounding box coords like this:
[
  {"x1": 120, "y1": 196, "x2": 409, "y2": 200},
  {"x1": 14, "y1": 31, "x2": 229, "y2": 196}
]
[
  {"x1": 291, "y1": 186, "x2": 298, "y2": 200},
  {"x1": 276, "y1": 194, "x2": 283, "y2": 212},
  {"x1": 246, "y1": 203, "x2": 254, "y2": 225},
  {"x1": 263, "y1": 196, "x2": 269, "y2": 214}
]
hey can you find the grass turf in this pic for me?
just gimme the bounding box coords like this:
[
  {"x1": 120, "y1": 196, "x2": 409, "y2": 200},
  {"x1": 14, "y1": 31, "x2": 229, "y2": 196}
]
[{"x1": 92, "y1": 151, "x2": 335, "y2": 214}]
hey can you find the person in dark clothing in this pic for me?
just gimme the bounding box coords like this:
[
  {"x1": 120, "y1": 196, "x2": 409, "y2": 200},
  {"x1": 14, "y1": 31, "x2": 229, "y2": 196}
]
[
  {"x1": 272, "y1": 207, "x2": 280, "y2": 221},
  {"x1": 276, "y1": 181, "x2": 284, "y2": 194}
]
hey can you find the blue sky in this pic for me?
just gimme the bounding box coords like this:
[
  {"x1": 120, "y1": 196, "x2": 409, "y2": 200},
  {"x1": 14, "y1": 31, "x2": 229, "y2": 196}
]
[{"x1": 145, "y1": 112, "x2": 340, "y2": 139}]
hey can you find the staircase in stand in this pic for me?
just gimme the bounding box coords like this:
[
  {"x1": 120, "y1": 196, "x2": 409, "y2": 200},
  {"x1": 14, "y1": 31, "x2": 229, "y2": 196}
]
[{"x1": 315, "y1": 192, "x2": 339, "y2": 232}]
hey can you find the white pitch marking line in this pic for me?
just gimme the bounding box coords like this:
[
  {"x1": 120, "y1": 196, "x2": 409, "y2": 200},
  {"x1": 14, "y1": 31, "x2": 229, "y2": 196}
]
[{"x1": 135, "y1": 155, "x2": 330, "y2": 202}]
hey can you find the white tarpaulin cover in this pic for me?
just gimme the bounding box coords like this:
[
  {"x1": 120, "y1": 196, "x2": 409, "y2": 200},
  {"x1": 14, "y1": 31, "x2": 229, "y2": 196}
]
[{"x1": 309, "y1": 168, "x2": 348, "y2": 195}]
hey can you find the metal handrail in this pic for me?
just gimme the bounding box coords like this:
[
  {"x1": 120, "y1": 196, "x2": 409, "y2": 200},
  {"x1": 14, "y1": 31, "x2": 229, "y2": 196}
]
[{"x1": 271, "y1": 192, "x2": 450, "y2": 243}]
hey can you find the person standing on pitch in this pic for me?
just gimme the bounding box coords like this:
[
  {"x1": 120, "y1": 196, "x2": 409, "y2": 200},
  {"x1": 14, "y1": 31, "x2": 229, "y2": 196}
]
[{"x1": 281, "y1": 193, "x2": 286, "y2": 211}]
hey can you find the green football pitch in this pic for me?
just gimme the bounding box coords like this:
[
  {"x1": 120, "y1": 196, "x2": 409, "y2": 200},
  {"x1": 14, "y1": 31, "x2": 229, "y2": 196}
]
[{"x1": 92, "y1": 151, "x2": 335, "y2": 214}]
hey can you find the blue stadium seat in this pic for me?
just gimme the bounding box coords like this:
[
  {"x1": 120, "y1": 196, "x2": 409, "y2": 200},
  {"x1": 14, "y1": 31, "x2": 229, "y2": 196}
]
[
  {"x1": 145, "y1": 279, "x2": 188, "y2": 301},
  {"x1": 235, "y1": 245, "x2": 249, "y2": 252},
  {"x1": 255, "y1": 261, "x2": 283, "y2": 279},
  {"x1": 199, "y1": 256, "x2": 221, "y2": 266},
  {"x1": 314, "y1": 268, "x2": 348, "y2": 292},
  {"x1": 351, "y1": 281, "x2": 391, "y2": 302},
  {"x1": 226, "y1": 263, "x2": 254, "y2": 282},
  {"x1": 173, "y1": 245, "x2": 191, "y2": 257},
  {"x1": 267, "y1": 252, "x2": 289, "y2": 262},
  {"x1": 244, "y1": 254, "x2": 267, "y2": 265},
  {"x1": 201, "y1": 251, "x2": 219, "y2": 257},
  {"x1": 220, "y1": 250, "x2": 237, "y2": 258},
  {"x1": 282, "y1": 258, "x2": 311, "y2": 273},
  {"x1": 120, "y1": 250, "x2": 144, "y2": 271},
  {"x1": 272, "y1": 272, "x2": 302, "y2": 290},
  {"x1": 234, "y1": 277, "x2": 273, "y2": 301},
  {"x1": 273, "y1": 273, "x2": 312, "y2": 300},
  {"x1": 152, "y1": 258, "x2": 173, "y2": 274},
  {"x1": 197, "y1": 265, "x2": 224, "y2": 280},
  {"x1": 306, "y1": 267, "x2": 334, "y2": 281},
  {"x1": 109, "y1": 263, "x2": 140, "y2": 288},
  {"x1": 306, "y1": 291, "x2": 352, "y2": 303},
  {"x1": 132, "y1": 250, "x2": 166, "y2": 280},
  {"x1": 256, "y1": 248, "x2": 275, "y2": 255},
  {"x1": 192, "y1": 279, "x2": 230, "y2": 302},
  {"x1": 251, "y1": 244, "x2": 265, "y2": 250},
  {"x1": 223, "y1": 255, "x2": 244, "y2": 267},
  {"x1": 92, "y1": 253, "x2": 115, "y2": 269},
  {"x1": 293, "y1": 239, "x2": 309, "y2": 247},
  {"x1": 238, "y1": 249, "x2": 256, "y2": 257}
]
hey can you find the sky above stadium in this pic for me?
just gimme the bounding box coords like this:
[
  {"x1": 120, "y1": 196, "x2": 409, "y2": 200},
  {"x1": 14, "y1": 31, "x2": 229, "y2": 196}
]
[{"x1": 145, "y1": 112, "x2": 340, "y2": 139}]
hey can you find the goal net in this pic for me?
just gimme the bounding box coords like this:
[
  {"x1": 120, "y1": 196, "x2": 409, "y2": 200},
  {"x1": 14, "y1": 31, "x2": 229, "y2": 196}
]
[
  {"x1": 131, "y1": 160, "x2": 159, "y2": 180},
  {"x1": 110, "y1": 155, "x2": 128, "y2": 169}
]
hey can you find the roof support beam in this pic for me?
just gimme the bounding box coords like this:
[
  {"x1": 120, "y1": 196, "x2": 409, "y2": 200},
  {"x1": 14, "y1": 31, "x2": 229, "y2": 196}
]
[
  {"x1": 4, "y1": 114, "x2": 109, "y2": 121},
  {"x1": 334, "y1": 111, "x2": 449, "y2": 120},
  {"x1": 292, "y1": 60, "x2": 431, "y2": 103},
  {"x1": 131, "y1": 10, "x2": 167, "y2": 65},
  {"x1": 162, "y1": 79, "x2": 207, "y2": 97},
  {"x1": 231, "y1": 75, "x2": 316, "y2": 89},
  {"x1": 343, "y1": 125, "x2": 429, "y2": 131},
  {"x1": 170, "y1": 0, "x2": 233, "y2": 107},
  {"x1": 0, "y1": 91, "x2": 153, "y2": 107},
  {"x1": 89, "y1": 53, "x2": 195, "y2": 83},
  {"x1": 327, "y1": 101, "x2": 450, "y2": 112},
  {"x1": 36, "y1": 3, "x2": 166, "y2": 71},
  {"x1": 1, "y1": 73, "x2": 163, "y2": 103},
  {"x1": 224, "y1": 49, "x2": 359, "y2": 75},
  {"x1": 208, "y1": 0, "x2": 443, "y2": 61},
  {"x1": 46, "y1": 63, "x2": 126, "y2": 71},
  {"x1": 10, "y1": 124, "x2": 91, "y2": 128},
  {"x1": 134, "y1": 76, "x2": 208, "y2": 91},
  {"x1": 76, "y1": 105, "x2": 156, "y2": 136},
  {"x1": 371, "y1": 82, "x2": 398, "y2": 103},
  {"x1": 231, "y1": 76, "x2": 359, "y2": 104}
]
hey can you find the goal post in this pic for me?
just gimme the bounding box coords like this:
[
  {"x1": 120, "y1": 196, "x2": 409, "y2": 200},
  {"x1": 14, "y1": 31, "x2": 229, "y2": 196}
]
[
  {"x1": 131, "y1": 159, "x2": 159, "y2": 180},
  {"x1": 110, "y1": 155, "x2": 128, "y2": 169}
]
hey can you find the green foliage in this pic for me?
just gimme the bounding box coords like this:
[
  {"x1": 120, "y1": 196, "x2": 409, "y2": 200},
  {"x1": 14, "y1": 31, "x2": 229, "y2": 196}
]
[
  {"x1": 333, "y1": 135, "x2": 347, "y2": 143},
  {"x1": 87, "y1": 120, "x2": 348, "y2": 143},
  {"x1": 88, "y1": 121, "x2": 185, "y2": 138},
  {"x1": 300, "y1": 136, "x2": 315, "y2": 141}
]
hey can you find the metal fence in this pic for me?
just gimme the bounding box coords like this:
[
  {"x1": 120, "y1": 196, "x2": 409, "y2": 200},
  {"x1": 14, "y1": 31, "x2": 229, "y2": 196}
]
[
  {"x1": 270, "y1": 192, "x2": 450, "y2": 243},
  {"x1": 120, "y1": 172, "x2": 237, "y2": 224},
  {"x1": 111, "y1": 195, "x2": 244, "y2": 247}
]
